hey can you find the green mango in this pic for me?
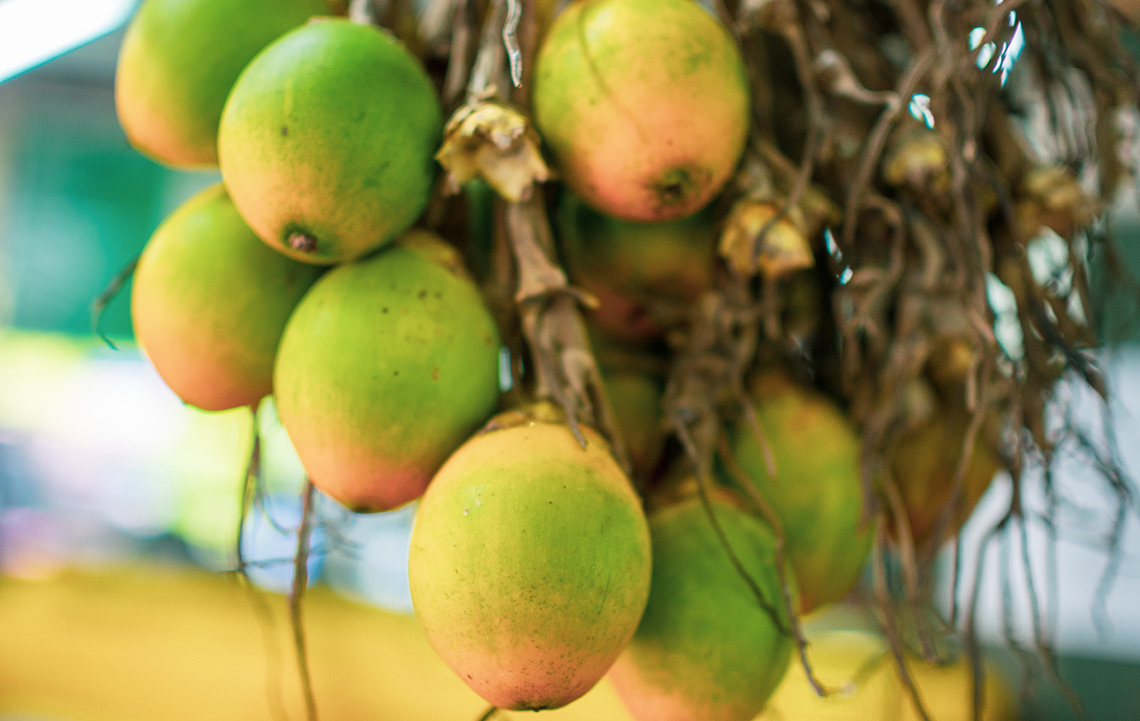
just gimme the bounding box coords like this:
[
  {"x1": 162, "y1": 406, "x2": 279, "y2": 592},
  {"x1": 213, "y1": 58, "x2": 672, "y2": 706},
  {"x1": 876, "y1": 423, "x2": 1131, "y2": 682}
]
[
  {"x1": 131, "y1": 183, "x2": 324, "y2": 411},
  {"x1": 723, "y1": 371, "x2": 873, "y2": 613},
  {"x1": 218, "y1": 19, "x2": 443, "y2": 264},
  {"x1": 609, "y1": 491, "x2": 794, "y2": 721},
  {"x1": 273, "y1": 231, "x2": 500, "y2": 512},
  {"x1": 409, "y1": 408, "x2": 652, "y2": 711}
]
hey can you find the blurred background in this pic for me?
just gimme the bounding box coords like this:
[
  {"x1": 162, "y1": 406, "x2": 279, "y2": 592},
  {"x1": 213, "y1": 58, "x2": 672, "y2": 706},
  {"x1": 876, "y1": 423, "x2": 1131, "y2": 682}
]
[{"x1": 0, "y1": 1, "x2": 1138, "y2": 720}]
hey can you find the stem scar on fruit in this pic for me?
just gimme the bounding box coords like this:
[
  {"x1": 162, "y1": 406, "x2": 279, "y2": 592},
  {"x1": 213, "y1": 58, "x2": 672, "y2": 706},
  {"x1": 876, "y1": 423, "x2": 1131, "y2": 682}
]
[{"x1": 288, "y1": 230, "x2": 319, "y2": 253}]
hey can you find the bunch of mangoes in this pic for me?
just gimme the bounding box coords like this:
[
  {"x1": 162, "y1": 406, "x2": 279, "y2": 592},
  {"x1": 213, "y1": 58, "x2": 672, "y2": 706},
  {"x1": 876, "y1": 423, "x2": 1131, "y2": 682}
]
[{"x1": 117, "y1": 0, "x2": 1017, "y2": 718}]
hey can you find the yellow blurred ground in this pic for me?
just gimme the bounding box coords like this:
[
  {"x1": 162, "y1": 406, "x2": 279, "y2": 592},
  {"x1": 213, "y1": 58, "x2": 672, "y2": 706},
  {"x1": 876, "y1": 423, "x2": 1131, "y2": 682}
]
[
  {"x1": 0, "y1": 565, "x2": 1014, "y2": 721},
  {"x1": 0, "y1": 565, "x2": 631, "y2": 721}
]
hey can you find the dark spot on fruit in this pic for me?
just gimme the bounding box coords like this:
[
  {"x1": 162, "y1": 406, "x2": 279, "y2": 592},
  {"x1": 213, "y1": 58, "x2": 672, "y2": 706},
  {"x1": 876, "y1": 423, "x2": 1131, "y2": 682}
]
[
  {"x1": 382, "y1": 307, "x2": 388, "y2": 313},
  {"x1": 393, "y1": 370, "x2": 399, "y2": 376},
  {"x1": 661, "y1": 180, "x2": 684, "y2": 200},
  {"x1": 649, "y1": 166, "x2": 711, "y2": 214},
  {"x1": 280, "y1": 125, "x2": 289, "y2": 137},
  {"x1": 418, "y1": 289, "x2": 427, "y2": 299},
  {"x1": 286, "y1": 230, "x2": 318, "y2": 254},
  {"x1": 432, "y1": 366, "x2": 439, "y2": 380}
]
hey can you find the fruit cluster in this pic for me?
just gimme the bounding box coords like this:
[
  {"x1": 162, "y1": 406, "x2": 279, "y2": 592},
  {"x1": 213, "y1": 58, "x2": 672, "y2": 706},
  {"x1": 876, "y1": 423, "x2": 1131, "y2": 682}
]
[{"x1": 114, "y1": 0, "x2": 1135, "y2": 718}]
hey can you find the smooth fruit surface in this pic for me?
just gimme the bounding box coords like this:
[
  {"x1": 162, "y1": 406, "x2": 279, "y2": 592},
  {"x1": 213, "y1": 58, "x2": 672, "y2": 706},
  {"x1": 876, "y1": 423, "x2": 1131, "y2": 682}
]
[
  {"x1": 533, "y1": 0, "x2": 750, "y2": 222},
  {"x1": 115, "y1": 0, "x2": 326, "y2": 167},
  {"x1": 608, "y1": 491, "x2": 794, "y2": 721},
  {"x1": 130, "y1": 184, "x2": 323, "y2": 411},
  {"x1": 218, "y1": 19, "x2": 443, "y2": 264},
  {"x1": 723, "y1": 372, "x2": 872, "y2": 613},
  {"x1": 273, "y1": 231, "x2": 501, "y2": 511},
  {"x1": 409, "y1": 414, "x2": 651, "y2": 711},
  {"x1": 557, "y1": 192, "x2": 717, "y2": 341}
]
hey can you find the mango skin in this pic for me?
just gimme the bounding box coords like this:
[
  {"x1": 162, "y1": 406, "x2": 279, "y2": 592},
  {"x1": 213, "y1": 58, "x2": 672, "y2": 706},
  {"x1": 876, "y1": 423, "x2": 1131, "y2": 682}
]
[
  {"x1": 533, "y1": 0, "x2": 750, "y2": 222},
  {"x1": 408, "y1": 419, "x2": 652, "y2": 711},
  {"x1": 218, "y1": 19, "x2": 443, "y2": 264},
  {"x1": 273, "y1": 231, "x2": 501, "y2": 512},
  {"x1": 115, "y1": 0, "x2": 327, "y2": 167},
  {"x1": 723, "y1": 372, "x2": 872, "y2": 613},
  {"x1": 130, "y1": 184, "x2": 324, "y2": 411},
  {"x1": 608, "y1": 493, "x2": 794, "y2": 721},
  {"x1": 557, "y1": 192, "x2": 717, "y2": 342}
]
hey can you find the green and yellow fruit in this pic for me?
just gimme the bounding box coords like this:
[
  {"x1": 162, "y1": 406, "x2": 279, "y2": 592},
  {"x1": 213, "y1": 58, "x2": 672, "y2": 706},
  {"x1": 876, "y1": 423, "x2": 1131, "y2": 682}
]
[
  {"x1": 115, "y1": 0, "x2": 326, "y2": 167},
  {"x1": 608, "y1": 489, "x2": 794, "y2": 721},
  {"x1": 273, "y1": 231, "x2": 501, "y2": 512},
  {"x1": 722, "y1": 371, "x2": 872, "y2": 613},
  {"x1": 557, "y1": 192, "x2": 717, "y2": 341},
  {"x1": 218, "y1": 19, "x2": 443, "y2": 264},
  {"x1": 409, "y1": 408, "x2": 652, "y2": 711},
  {"x1": 533, "y1": 0, "x2": 750, "y2": 222},
  {"x1": 130, "y1": 184, "x2": 323, "y2": 411}
]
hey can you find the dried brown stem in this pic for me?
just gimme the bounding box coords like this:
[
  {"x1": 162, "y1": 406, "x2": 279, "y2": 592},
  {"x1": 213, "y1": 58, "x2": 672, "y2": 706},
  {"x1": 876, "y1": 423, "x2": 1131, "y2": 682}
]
[
  {"x1": 841, "y1": 48, "x2": 935, "y2": 252},
  {"x1": 872, "y1": 522, "x2": 933, "y2": 721},
  {"x1": 504, "y1": 197, "x2": 631, "y2": 470}
]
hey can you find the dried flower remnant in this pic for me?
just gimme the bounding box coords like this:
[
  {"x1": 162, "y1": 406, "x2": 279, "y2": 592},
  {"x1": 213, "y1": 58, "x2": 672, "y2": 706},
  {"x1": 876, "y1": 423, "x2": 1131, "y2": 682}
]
[{"x1": 436, "y1": 97, "x2": 552, "y2": 202}]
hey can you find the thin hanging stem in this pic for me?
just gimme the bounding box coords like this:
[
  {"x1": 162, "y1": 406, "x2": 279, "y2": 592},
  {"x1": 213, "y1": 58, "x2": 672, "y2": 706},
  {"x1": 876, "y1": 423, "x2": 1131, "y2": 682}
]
[
  {"x1": 474, "y1": 705, "x2": 499, "y2": 721},
  {"x1": 290, "y1": 479, "x2": 319, "y2": 721},
  {"x1": 91, "y1": 255, "x2": 139, "y2": 350}
]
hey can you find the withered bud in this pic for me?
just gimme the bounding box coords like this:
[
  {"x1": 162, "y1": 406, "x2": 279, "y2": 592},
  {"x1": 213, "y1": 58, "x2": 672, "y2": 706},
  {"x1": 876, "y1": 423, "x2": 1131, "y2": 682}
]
[
  {"x1": 882, "y1": 128, "x2": 950, "y2": 195},
  {"x1": 435, "y1": 99, "x2": 552, "y2": 203},
  {"x1": 1015, "y1": 166, "x2": 1100, "y2": 240},
  {"x1": 719, "y1": 199, "x2": 814, "y2": 279}
]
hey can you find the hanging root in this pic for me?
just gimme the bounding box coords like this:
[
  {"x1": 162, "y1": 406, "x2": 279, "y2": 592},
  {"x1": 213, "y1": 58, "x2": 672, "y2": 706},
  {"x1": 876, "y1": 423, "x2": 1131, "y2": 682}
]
[
  {"x1": 871, "y1": 522, "x2": 933, "y2": 721},
  {"x1": 473, "y1": 705, "x2": 499, "y2": 721},
  {"x1": 717, "y1": 434, "x2": 835, "y2": 699},
  {"x1": 90, "y1": 254, "x2": 139, "y2": 350},
  {"x1": 290, "y1": 479, "x2": 319, "y2": 721},
  {"x1": 232, "y1": 404, "x2": 291, "y2": 721}
]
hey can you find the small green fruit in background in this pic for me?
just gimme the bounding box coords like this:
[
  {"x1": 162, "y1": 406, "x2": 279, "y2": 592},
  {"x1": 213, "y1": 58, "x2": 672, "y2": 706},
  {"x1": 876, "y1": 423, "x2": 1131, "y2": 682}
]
[
  {"x1": 218, "y1": 19, "x2": 443, "y2": 264},
  {"x1": 131, "y1": 184, "x2": 324, "y2": 411},
  {"x1": 608, "y1": 489, "x2": 794, "y2": 721},
  {"x1": 115, "y1": 0, "x2": 327, "y2": 167},
  {"x1": 409, "y1": 408, "x2": 652, "y2": 711},
  {"x1": 723, "y1": 371, "x2": 872, "y2": 613},
  {"x1": 888, "y1": 400, "x2": 1005, "y2": 556},
  {"x1": 557, "y1": 191, "x2": 717, "y2": 342},
  {"x1": 273, "y1": 231, "x2": 500, "y2": 512}
]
